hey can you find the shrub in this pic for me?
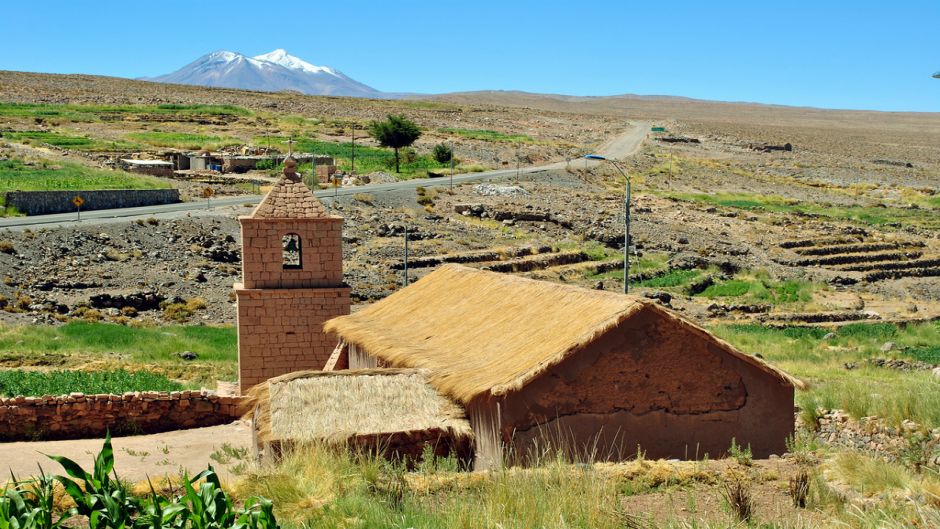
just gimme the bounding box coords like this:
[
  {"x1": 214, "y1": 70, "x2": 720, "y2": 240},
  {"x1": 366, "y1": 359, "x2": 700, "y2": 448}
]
[
  {"x1": 432, "y1": 143, "x2": 453, "y2": 164},
  {"x1": 352, "y1": 193, "x2": 375, "y2": 205},
  {"x1": 0, "y1": 240, "x2": 14, "y2": 254}
]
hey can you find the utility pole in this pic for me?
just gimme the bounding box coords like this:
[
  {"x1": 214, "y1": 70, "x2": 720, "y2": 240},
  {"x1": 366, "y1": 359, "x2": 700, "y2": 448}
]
[
  {"x1": 623, "y1": 174, "x2": 631, "y2": 294},
  {"x1": 449, "y1": 141, "x2": 455, "y2": 190},
  {"x1": 350, "y1": 126, "x2": 356, "y2": 175},
  {"x1": 403, "y1": 225, "x2": 410, "y2": 287},
  {"x1": 583, "y1": 154, "x2": 631, "y2": 294}
]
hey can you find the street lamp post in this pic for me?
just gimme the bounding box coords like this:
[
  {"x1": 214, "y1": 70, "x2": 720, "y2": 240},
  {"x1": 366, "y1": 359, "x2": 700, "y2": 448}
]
[{"x1": 585, "y1": 154, "x2": 631, "y2": 294}]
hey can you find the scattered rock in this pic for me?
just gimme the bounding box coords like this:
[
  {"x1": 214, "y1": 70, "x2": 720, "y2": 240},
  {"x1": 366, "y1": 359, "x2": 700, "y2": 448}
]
[
  {"x1": 880, "y1": 342, "x2": 896, "y2": 353},
  {"x1": 177, "y1": 351, "x2": 198, "y2": 361},
  {"x1": 473, "y1": 184, "x2": 529, "y2": 197}
]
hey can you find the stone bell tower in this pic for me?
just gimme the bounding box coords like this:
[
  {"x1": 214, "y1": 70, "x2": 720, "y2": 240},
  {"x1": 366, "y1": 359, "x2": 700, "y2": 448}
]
[{"x1": 235, "y1": 157, "x2": 350, "y2": 392}]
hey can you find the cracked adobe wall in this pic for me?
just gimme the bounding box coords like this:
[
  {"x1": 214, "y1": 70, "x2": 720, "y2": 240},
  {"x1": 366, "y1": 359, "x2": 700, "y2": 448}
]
[{"x1": 492, "y1": 306, "x2": 793, "y2": 462}]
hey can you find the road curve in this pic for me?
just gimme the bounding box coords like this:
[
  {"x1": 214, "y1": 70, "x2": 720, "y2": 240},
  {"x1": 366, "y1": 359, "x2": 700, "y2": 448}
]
[{"x1": 0, "y1": 122, "x2": 649, "y2": 230}]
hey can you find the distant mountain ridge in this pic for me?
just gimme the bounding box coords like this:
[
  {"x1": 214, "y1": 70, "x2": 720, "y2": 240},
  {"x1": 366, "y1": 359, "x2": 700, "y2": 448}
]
[{"x1": 145, "y1": 49, "x2": 386, "y2": 98}]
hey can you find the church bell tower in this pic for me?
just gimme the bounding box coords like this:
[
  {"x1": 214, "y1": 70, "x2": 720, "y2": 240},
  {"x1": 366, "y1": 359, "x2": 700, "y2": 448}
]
[{"x1": 235, "y1": 157, "x2": 350, "y2": 392}]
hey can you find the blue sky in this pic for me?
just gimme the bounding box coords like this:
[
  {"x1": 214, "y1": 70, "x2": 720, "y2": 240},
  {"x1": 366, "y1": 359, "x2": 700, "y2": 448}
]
[{"x1": 2, "y1": 1, "x2": 938, "y2": 111}]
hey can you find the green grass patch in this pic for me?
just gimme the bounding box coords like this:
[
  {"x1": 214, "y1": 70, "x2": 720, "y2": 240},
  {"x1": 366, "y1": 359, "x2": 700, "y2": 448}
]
[
  {"x1": 713, "y1": 321, "x2": 940, "y2": 428},
  {"x1": 0, "y1": 369, "x2": 182, "y2": 397},
  {"x1": 0, "y1": 102, "x2": 250, "y2": 122},
  {"x1": 668, "y1": 191, "x2": 940, "y2": 230},
  {"x1": 0, "y1": 159, "x2": 170, "y2": 209},
  {"x1": 125, "y1": 131, "x2": 240, "y2": 150},
  {"x1": 904, "y1": 345, "x2": 940, "y2": 364},
  {"x1": 638, "y1": 268, "x2": 701, "y2": 288},
  {"x1": 439, "y1": 127, "x2": 533, "y2": 143},
  {"x1": 0, "y1": 322, "x2": 235, "y2": 363},
  {"x1": 2, "y1": 130, "x2": 141, "y2": 151},
  {"x1": 697, "y1": 277, "x2": 814, "y2": 304}
]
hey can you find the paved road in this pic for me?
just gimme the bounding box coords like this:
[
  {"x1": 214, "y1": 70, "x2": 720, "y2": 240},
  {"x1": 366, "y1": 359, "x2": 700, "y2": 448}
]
[{"x1": 0, "y1": 122, "x2": 648, "y2": 230}]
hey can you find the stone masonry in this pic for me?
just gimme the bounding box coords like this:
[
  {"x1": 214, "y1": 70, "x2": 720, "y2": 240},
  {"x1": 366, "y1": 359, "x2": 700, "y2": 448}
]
[
  {"x1": 235, "y1": 158, "x2": 351, "y2": 392},
  {"x1": 0, "y1": 391, "x2": 243, "y2": 441}
]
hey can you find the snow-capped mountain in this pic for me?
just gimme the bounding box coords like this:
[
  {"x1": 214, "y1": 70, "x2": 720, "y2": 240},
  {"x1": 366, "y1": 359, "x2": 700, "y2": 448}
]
[{"x1": 145, "y1": 49, "x2": 384, "y2": 98}]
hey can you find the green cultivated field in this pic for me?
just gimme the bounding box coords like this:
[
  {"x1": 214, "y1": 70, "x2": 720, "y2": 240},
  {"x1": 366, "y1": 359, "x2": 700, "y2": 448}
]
[
  {"x1": 0, "y1": 322, "x2": 237, "y2": 384},
  {"x1": 2, "y1": 130, "x2": 141, "y2": 151},
  {"x1": 0, "y1": 159, "x2": 171, "y2": 192},
  {"x1": 0, "y1": 102, "x2": 250, "y2": 122},
  {"x1": 0, "y1": 369, "x2": 182, "y2": 397},
  {"x1": 126, "y1": 131, "x2": 241, "y2": 150}
]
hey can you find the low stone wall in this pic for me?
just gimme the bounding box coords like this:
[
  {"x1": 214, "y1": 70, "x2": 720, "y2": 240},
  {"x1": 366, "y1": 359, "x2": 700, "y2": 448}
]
[
  {"x1": 0, "y1": 391, "x2": 245, "y2": 441},
  {"x1": 813, "y1": 409, "x2": 940, "y2": 468},
  {"x1": 4, "y1": 189, "x2": 181, "y2": 216}
]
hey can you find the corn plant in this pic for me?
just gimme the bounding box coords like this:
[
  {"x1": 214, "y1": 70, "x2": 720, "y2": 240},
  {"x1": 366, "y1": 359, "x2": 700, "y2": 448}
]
[
  {"x1": 0, "y1": 470, "x2": 70, "y2": 529},
  {"x1": 45, "y1": 432, "x2": 137, "y2": 527},
  {"x1": 133, "y1": 482, "x2": 188, "y2": 529},
  {"x1": 24, "y1": 434, "x2": 281, "y2": 529}
]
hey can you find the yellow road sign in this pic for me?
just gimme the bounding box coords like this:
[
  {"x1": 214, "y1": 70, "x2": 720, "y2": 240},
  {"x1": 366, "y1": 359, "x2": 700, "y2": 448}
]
[
  {"x1": 202, "y1": 187, "x2": 215, "y2": 198},
  {"x1": 72, "y1": 196, "x2": 85, "y2": 208}
]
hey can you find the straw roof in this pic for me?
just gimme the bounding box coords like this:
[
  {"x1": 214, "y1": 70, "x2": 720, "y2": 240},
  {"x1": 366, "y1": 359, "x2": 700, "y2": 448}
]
[
  {"x1": 250, "y1": 175, "x2": 328, "y2": 219},
  {"x1": 249, "y1": 368, "x2": 472, "y2": 444},
  {"x1": 325, "y1": 265, "x2": 804, "y2": 404}
]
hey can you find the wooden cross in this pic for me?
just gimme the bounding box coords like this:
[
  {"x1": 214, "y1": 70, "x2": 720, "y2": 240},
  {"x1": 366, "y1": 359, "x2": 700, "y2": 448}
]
[{"x1": 286, "y1": 137, "x2": 295, "y2": 157}]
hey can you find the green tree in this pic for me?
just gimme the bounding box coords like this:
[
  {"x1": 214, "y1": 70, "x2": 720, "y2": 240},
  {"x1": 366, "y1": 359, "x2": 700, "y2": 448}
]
[
  {"x1": 432, "y1": 142, "x2": 453, "y2": 164},
  {"x1": 368, "y1": 114, "x2": 422, "y2": 173}
]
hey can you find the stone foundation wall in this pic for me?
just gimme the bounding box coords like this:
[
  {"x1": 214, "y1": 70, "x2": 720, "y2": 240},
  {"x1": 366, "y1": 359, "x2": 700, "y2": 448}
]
[
  {"x1": 0, "y1": 391, "x2": 244, "y2": 441},
  {"x1": 4, "y1": 189, "x2": 181, "y2": 216}
]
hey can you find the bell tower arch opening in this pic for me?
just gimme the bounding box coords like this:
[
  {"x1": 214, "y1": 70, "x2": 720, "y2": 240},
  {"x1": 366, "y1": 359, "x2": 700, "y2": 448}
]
[{"x1": 282, "y1": 233, "x2": 302, "y2": 269}]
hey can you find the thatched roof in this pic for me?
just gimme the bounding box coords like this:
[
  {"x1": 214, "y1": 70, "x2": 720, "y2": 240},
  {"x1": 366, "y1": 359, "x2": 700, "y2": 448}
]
[
  {"x1": 249, "y1": 368, "x2": 472, "y2": 444},
  {"x1": 325, "y1": 265, "x2": 804, "y2": 404}
]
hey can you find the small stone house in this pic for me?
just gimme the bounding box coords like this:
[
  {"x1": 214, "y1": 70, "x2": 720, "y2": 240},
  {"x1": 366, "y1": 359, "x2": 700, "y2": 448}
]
[{"x1": 325, "y1": 264, "x2": 801, "y2": 470}]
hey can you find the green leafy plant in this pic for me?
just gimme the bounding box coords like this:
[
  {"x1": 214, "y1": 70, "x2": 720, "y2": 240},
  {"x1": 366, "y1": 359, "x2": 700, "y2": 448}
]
[
  {"x1": 368, "y1": 115, "x2": 422, "y2": 173},
  {"x1": 8, "y1": 434, "x2": 283, "y2": 529}
]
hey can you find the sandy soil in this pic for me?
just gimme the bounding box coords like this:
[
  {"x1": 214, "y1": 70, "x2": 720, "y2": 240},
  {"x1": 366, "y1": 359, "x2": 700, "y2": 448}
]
[{"x1": 0, "y1": 421, "x2": 252, "y2": 483}]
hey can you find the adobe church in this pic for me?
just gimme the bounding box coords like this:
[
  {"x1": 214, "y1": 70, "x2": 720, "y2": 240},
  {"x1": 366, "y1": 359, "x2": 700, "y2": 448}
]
[
  {"x1": 237, "y1": 160, "x2": 800, "y2": 467},
  {"x1": 235, "y1": 157, "x2": 350, "y2": 392}
]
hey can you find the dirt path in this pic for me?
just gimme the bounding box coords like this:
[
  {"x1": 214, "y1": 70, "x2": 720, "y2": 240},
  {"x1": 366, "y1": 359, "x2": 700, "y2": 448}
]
[{"x1": 1, "y1": 422, "x2": 252, "y2": 484}]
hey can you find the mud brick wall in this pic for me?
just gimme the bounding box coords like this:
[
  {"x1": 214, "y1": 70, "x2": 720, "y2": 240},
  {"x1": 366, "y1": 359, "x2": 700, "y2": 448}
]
[
  {"x1": 0, "y1": 391, "x2": 244, "y2": 441},
  {"x1": 239, "y1": 217, "x2": 344, "y2": 289},
  {"x1": 236, "y1": 287, "x2": 350, "y2": 391},
  {"x1": 4, "y1": 189, "x2": 181, "y2": 216}
]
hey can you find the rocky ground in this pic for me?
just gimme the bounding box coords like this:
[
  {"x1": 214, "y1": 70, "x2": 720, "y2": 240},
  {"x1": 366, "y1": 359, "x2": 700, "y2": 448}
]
[{"x1": 2, "y1": 159, "x2": 938, "y2": 327}]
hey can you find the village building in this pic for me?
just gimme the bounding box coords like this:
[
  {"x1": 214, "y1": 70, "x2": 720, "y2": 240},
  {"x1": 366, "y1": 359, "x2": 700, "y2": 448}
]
[
  {"x1": 323, "y1": 265, "x2": 801, "y2": 470},
  {"x1": 236, "y1": 167, "x2": 799, "y2": 469},
  {"x1": 235, "y1": 157, "x2": 350, "y2": 392},
  {"x1": 119, "y1": 158, "x2": 174, "y2": 177}
]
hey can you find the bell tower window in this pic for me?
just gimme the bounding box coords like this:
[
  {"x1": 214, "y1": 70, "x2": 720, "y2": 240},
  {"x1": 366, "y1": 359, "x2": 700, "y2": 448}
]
[{"x1": 282, "y1": 233, "x2": 302, "y2": 269}]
